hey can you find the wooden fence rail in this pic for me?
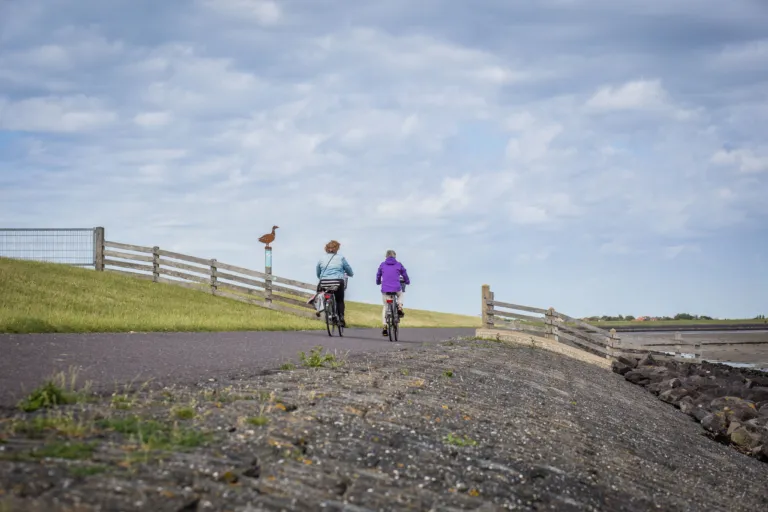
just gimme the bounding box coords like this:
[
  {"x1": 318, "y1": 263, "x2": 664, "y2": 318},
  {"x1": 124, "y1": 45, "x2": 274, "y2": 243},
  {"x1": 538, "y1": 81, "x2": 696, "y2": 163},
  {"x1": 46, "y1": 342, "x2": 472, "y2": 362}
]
[
  {"x1": 480, "y1": 284, "x2": 705, "y2": 363},
  {"x1": 101, "y1": 240, "x2": 320, "y2": 321}
]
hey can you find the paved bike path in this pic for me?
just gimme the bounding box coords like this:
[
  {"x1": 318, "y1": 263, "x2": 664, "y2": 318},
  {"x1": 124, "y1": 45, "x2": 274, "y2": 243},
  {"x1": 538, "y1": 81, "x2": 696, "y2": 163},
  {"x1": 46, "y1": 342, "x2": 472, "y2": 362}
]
[{"x1": 0, "y1": 328, "x2": 475, "y2": 407}]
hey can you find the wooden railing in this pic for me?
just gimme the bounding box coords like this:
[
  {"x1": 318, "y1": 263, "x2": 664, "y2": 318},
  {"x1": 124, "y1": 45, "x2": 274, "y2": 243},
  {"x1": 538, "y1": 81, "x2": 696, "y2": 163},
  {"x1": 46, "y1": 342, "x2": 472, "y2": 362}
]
[
  {"x1": 480, "y1": 285, "x2": 703, "y2": 363},
  {"x1": 101, "y1": 240, "x2": 320, "y2": 321}
]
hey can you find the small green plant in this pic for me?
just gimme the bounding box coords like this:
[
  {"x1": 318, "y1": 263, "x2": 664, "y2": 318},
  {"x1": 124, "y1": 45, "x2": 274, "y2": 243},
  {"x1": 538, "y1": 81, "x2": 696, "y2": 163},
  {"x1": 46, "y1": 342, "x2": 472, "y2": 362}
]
[
  {"x1": 97, "y1": 415, "x2": 210, "y2": 451},
  {"x1": 32, "y1": 441, "x2": 96, "y2": 460},
  {"x1": 443, "y1": 370, "x2": 454, "y2": 378},
  {"x1": 70, "y1": 465, "x2": 108, "y2": 477},
  {"x1": 400, "y1": 368, "x2": 409, "y2": 376},
  {"x1": 11, "y1": 411, "x2": 95, "y2": 439},
  {"x1": 299, "y1": 346, "x2": 336, "y2": 368},
  {"x1": 18, "y1": 381, "x2": 73, "y2": 412},
  {"x1": 247, "y1": 416, "x2": 269, "y2": 427},
  {"x1": 110, "y1": 393, "x2": 134, "y2": 410},
  {"x1": 173, "y1": 407, "x2": 195, "y2": 420},
  {"x1": 280, "y1": 363, "x2": 296, "y2": 371},
  {"x1": 444, "y1": 433, "x2": 477, "y2": 447}
]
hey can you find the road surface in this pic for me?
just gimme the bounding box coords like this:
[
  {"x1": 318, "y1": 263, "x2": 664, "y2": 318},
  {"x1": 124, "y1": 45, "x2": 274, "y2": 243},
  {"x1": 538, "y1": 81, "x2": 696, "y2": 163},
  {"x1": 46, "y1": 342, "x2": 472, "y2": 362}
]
[{"x1": 0, "y1": 328, "x2": 475, "y2": 408}]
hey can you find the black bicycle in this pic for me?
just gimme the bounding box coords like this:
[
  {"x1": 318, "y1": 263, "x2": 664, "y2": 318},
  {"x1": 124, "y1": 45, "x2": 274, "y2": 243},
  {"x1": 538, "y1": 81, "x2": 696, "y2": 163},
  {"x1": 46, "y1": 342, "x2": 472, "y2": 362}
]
[
  {"x1": 384, "y1": 292, "x2": 400, "y2": 342},
  {"x1": 320, "y1": 285, "x2": 344, "y2": 337}
]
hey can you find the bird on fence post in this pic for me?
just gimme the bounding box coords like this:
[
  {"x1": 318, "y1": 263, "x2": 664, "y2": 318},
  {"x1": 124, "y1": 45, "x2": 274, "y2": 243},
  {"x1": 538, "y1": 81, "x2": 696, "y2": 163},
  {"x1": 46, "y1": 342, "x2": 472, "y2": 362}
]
[{"x1": 258, "y1": 225, "x2": 279, "y2": 248}]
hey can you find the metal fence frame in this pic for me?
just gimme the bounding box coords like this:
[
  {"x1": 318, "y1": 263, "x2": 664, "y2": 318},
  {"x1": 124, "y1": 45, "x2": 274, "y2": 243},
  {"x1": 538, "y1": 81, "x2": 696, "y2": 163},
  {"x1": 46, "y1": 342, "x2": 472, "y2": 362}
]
[{"x1": 0, "y1": 227, "x2": 104, "y2": 268}]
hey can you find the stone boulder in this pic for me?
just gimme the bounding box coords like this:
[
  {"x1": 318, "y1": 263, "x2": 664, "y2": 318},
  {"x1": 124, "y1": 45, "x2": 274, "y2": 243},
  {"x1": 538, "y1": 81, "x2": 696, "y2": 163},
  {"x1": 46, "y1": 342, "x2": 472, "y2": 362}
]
[
  {"x1": 678, "y1": 396, "x2": 695, "y2": 415},
  {"x1": 710, "y1": 397, "x2": 759, "y2": 423},
  {"x1": 730, "y1": 427, "x2": 762, "y2": 450},
  {"x1": 701, "y1": 412, "x2": 728, "y2": 437},
  {"x1": 659, "y1": 387, "x2": 689, "y2": 405},
  {"x1": 746, "y1": 376, "x2": 768, "y2": 389},
  {"x1": 617, "y1": 356, "x2": 638, "y2": 369},
  {"x1": 745, "y1": 387, "x2": 768, "y2": 404},
  {"x1": 611, "y1": 360, "x2": 633, "y2": 376},
  {"x1": 625, "y1": 369, "x2": 652, "y2": 386}
]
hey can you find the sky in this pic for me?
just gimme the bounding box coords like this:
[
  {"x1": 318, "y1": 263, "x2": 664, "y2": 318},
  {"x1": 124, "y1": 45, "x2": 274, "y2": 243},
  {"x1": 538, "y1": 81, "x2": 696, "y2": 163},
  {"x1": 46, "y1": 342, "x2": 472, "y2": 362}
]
[{"x1": 1, "y1": 0, "x2": 767, "y2": 319}]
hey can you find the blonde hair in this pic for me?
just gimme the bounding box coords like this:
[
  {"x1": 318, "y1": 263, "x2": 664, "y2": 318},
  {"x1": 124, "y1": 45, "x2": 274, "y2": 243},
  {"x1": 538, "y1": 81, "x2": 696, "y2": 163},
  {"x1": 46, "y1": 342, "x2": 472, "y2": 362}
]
[{"x1": 325, "y1": 240, "x2": 340, "y2": 253}]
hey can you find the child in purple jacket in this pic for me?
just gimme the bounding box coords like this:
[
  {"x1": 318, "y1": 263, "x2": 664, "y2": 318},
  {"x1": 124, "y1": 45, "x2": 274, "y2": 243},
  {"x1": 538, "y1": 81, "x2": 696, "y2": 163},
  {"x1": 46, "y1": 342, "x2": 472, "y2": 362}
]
[{"x1": 376, "y1": 249, "x2": 410, "y2": 336}]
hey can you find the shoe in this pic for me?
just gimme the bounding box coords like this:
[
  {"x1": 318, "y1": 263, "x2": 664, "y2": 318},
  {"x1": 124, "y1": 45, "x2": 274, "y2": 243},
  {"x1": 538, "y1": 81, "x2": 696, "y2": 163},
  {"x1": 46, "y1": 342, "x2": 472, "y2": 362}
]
[
  {"x1": 397, "y1": 307, "x2": 405, "y2": 318},
  {"x1": 382, "y1": 328, "x2": 388, "y2": 336},
  {"x1": 340, "y1": 318, "x2": 346, "y2": 328}
]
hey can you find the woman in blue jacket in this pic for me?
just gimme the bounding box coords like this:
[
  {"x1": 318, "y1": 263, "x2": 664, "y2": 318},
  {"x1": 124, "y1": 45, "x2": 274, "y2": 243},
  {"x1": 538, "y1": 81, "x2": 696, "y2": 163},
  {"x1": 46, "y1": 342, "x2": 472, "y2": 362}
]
[{"x1": 316, "y1": 240, "x2": 354, "y2": 327}]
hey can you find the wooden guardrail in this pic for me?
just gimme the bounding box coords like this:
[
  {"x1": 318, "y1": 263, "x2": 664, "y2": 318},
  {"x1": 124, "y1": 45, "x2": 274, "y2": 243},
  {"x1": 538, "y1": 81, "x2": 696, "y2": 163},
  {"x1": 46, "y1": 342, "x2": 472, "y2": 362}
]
[
  {"x1": 101, "y1": 240, "x2": 320, "y2": 321},
  {"x1": 480, "y1": 285, "x2": 704, "y2": 363}
]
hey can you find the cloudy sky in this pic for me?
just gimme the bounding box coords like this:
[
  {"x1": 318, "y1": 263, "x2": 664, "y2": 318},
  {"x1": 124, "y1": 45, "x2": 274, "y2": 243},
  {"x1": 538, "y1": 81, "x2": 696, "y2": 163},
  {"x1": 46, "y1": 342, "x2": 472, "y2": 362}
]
[{"x1": 1, "y1": 0, "x2": 767, "y2": 319}]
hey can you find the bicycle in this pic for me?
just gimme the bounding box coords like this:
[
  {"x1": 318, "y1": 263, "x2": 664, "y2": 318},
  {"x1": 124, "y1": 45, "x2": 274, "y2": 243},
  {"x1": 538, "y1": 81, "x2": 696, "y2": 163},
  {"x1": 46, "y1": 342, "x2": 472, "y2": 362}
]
[
  {"x1": 384, "y1": 291, "x2": 400, "y2": 342},
  {"x1": 320, "y1": 284, "x2": 344, "y2": 337}
]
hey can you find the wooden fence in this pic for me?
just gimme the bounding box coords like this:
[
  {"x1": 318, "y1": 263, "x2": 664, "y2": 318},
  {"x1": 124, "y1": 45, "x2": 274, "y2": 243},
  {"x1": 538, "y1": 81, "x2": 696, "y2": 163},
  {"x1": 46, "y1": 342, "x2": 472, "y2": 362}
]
[
  {"x1": 99, "y1": 240, "x2": 320, "y2": 321},
  {"x1": 480, "y1": 285, "x2": 703, "y2": 363}
]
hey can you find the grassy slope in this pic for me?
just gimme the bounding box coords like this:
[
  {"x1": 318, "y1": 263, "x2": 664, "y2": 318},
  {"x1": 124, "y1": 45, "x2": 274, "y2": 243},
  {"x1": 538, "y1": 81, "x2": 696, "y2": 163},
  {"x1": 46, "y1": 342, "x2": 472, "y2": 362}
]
[
  {"x1": 0, "y1": 258, "x2": 479, "y2": 333},
  {"x1": 593, "y1": 319, "x2": 764, "y2": 328}
]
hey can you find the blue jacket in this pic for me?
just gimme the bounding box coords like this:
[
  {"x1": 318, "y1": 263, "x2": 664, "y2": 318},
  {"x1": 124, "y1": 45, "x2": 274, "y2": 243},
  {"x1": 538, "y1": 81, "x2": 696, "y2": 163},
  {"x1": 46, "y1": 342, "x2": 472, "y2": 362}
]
[{"x1": 316, "y1": 252, "x2": 354, "y2": 280}]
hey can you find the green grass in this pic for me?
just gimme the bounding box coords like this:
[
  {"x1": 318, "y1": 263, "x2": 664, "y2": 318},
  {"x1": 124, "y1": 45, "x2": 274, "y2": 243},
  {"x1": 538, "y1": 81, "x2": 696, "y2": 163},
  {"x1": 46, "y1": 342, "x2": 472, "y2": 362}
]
[
  {"x1": 96, "y1": 415, "x2": 210, "y2": 450},
  {"x1": 444, "y1": 433, "x2": 477, "y2": 447},
  {"x1": 593, "y1": 319, "x2": 766, "y2": 328},
  {"x1": 246, "y1": 416, "x2": 269, "y2": 426},
  {"x1": 0, "y1": 257, "x2": 479, "y2": 333},
  {"x1": 32, "y1": 441, "x2": 96, "y2": 460},
  {"x1": 17, "y1": 381, "x2": 74, "y2": 412}
]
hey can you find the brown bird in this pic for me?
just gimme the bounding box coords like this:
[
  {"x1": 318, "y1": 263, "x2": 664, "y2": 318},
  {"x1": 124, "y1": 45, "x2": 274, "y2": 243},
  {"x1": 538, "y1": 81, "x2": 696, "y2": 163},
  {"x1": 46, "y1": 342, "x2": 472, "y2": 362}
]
[{"x1": 258, "y1": 225, "x2": 279, "y2": 248}]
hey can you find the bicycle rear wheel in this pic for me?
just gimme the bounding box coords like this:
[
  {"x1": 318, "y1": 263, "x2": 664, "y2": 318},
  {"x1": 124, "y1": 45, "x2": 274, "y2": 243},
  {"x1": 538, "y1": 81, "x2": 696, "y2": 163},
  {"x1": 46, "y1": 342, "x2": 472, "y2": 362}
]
[
  {"x1": 393, "y1": 316, "x2": 399, "y2": 342},
  {"x1": 387, "y1": 303, "x2": 395, "y2": 342}
]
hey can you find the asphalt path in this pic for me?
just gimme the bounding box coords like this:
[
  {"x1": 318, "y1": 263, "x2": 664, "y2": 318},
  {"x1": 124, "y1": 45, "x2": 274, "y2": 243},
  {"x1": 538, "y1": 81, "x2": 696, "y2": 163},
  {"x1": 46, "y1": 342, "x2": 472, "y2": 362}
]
[{"x1": 0, "y1": 328, "x2": 475, "y2": 408}]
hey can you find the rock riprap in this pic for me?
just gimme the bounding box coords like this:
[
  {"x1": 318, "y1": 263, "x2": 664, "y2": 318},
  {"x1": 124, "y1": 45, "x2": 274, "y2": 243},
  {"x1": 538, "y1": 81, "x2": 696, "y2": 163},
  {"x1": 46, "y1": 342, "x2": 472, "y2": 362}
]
[{"x1": 612, "y1": 354, "x2": 768, "y2": 461}]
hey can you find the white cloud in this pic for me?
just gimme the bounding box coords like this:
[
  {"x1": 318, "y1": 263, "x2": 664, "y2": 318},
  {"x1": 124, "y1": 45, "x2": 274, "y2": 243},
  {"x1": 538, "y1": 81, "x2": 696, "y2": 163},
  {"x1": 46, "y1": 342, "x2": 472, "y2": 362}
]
[
  {"x1": 662, "y1": 244, "x2": 700, "y2": 260},
  {"x1": 505, "y1": 123, "x2": 564, "y2": 163},
  {"x1": 714, "y1": 39, "x2": 768, "y2": 68},
  {"x1": 517, "y1": 248, "x2": 552, "y2": 263},
  {"x1": 0, "y1": 95, "x2": 117, "y2": 133},
  {"x1": 376, "y1": 175, "x2": 472, "y2": 219},
  {"x1": 586, "y1": 79, "x2": 668, "y2": 110},
  {"x1": 133, "y1": 111, "x2": 172, "y2": 128},
  {"x1": 711, "y1": 148, "x2": 768, "y2": 174},
  {"x1": 200, "y1": 0, "x2": 281, "y2": 24}
]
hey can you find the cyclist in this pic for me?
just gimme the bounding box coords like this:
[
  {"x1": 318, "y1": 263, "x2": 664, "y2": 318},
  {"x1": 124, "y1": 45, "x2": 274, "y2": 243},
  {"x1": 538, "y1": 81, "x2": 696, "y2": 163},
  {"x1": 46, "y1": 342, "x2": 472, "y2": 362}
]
[
  {"x1": 376, "y1": 249, "x2": 410, "y2": 336},
  {"x1": 315, "y1": 240, "x2": 354, "y2": 327}
]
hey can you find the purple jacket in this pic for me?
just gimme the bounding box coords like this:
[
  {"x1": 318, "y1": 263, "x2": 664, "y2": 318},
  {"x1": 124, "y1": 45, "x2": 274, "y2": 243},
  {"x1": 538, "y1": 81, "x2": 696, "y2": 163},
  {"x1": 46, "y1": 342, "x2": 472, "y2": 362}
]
[{"x1": 376, "y1": 257, "x2": 410, "y2": 293}]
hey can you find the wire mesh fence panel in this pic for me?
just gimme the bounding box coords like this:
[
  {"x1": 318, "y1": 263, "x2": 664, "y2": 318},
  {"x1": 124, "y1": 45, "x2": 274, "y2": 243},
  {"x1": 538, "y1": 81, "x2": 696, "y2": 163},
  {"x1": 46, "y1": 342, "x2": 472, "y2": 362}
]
[{"x1": 0, "y1": 228, "x2": 97, "y2": 266}]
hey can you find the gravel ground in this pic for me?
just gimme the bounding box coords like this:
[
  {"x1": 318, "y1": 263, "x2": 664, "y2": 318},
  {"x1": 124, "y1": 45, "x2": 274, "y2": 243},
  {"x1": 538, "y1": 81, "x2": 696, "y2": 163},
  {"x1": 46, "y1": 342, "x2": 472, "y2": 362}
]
[{"x1": 1, "y1": 338, "x2": 768, "y2": 511}]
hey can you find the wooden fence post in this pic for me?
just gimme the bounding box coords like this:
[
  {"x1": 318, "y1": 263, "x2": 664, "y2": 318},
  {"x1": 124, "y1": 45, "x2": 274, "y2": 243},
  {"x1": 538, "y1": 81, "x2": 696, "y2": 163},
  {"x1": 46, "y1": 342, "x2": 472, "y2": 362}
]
[
  {"x1": 608, "y1": 328, "x2": 620, "y2": 361},
  {"x1": 93, "y1": 227, "x2": 105, "y2": 271},
  {"x1": 481, "y1": 285, "x2": 490, "y2": 328},
  {"x1": 210, "y1": 258, "x2": 218, "y2": 295},
  {"x1": 481, "y1": 285, "x2": 495, "y2": 330},
  {"x1": 674, "y1": 332, "x2": 682, "y2": 362},
  {"x1": 265, "y1": 247, "x2": 273, "y2": 306},
  {"x1": 152, "y1": 246, "x2": 160, "y2": 283},
  {"x1": 545, "y1": 308, "x2": 557, "y2": 341}
]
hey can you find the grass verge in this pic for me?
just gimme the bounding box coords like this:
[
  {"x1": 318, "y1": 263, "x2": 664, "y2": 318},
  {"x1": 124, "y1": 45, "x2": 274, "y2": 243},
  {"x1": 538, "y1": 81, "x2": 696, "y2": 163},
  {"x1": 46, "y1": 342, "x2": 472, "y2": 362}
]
[{"x1": 0, "y1": 257, "x2": 479, "y2": 333}]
